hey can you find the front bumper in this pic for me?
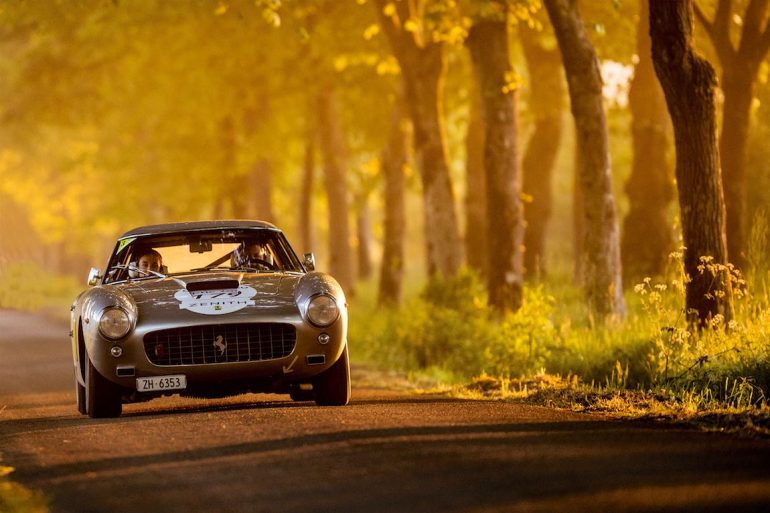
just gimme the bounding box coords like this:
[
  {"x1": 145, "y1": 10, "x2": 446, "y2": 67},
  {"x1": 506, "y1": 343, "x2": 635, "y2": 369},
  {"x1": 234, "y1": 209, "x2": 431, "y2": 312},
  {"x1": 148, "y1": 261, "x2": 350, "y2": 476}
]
[{"x1": 85, "y1": 315, "x2": 346, "y2": 395}]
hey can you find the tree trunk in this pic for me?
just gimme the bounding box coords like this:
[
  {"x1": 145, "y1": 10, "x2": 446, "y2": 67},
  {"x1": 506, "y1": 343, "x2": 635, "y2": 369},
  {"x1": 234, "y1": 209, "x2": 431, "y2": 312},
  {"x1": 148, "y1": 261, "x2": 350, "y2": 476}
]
[
  {"x1": 214, "y1": 115, "x2": 239, "y2": 218},
  {"x1": 248, "y1": 158, "x2": 275, "y2": 223},
  {"x1": 544, "y1": 0, "x2": 625, "y2": 319},
  {"x1": 356, "y1": 196, "x2": 374, "y2": 280},
  {"x1": 520, "y1": 23, "x2": 564, "y2": 280},
  {"x1": 378, "y1": 95, "x2": 409, "y2": 306},
  {"x1": 720, "y1": 66, "x2": 756, "y2": 267},
  {"x1": 693, "y1": 0, "x2": 770, "y2": 269},
  {"x1": 650, "y1": 0, "x2": 732, "y2": 325},
  {"x1": 621, "y1": 0, "x2": 674, "y2": 284},
  {"x1": 375, "y1": 0, "x2": 463, "y2": 277},
  {"x1": 464, "y1": 74, "x2": 487, "y2": 278},
  {"x1": 467, "y1": 16, "x2": 524, "y2": 313},
  {"x1": 317, "y1": 88, "x2": 354, "y2": 293},
  {"x1": 242, "y1": 102, "x2": 276, "y2": 224},
  {"x1": 299, "y1": 125, "x2": 316, "y2": 253}
]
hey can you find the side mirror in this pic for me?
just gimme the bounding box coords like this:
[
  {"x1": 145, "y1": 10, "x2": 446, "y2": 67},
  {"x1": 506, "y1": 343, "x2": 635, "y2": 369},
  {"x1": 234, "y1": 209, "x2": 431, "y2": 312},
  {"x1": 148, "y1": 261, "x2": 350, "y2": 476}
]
[
  {"x1": 303, "y1": 253, "x2": 315, "y2": 271},
  {"x1": 87, "y1": 267, "x2": 102, "y2": 286}
]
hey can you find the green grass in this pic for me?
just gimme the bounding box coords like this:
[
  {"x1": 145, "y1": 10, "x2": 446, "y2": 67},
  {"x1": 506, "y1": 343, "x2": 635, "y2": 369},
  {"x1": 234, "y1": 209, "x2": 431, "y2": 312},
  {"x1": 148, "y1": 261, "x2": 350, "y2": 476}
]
[
  {"x1": 0, "y1": 463, "x2": 48, "y2": 513},
  {"x1": 0, "y1": 262, "x2": 80, "y2": 318}
]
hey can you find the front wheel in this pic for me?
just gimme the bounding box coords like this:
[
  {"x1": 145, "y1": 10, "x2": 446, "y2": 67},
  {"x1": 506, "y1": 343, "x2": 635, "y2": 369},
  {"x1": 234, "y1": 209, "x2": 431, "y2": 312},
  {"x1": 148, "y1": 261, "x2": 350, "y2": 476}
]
[
  {"x1": 313, "y1": 346, "x2": 351, "y2": 406},
  {"x1": 85, "y1": 357, "x2": 122, "y2": 418},
  {"x1": 75, "y1": 368, "x2": 86, "y2": 415}
]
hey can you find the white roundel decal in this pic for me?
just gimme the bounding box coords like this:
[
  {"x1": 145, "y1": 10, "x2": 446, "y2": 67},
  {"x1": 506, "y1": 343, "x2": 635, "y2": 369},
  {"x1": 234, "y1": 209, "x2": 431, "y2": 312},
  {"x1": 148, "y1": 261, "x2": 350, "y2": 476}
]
[{"x1": 174, "y1": 286, "x2": 257, "y2": 315}]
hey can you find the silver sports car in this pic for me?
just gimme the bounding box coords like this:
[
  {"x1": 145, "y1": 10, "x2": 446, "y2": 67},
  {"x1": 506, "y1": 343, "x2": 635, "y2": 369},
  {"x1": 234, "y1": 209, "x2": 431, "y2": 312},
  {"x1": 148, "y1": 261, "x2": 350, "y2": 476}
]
[{"x1": 70, "y1": 220, "x2": 350, "y2": 418}]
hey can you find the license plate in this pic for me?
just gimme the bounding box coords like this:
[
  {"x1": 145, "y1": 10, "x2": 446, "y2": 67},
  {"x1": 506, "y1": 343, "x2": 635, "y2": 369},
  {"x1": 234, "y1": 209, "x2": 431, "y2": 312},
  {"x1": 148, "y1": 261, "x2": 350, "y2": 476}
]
[{"x1": 136, "y1": 375, "x2": 187, "y2": 392}]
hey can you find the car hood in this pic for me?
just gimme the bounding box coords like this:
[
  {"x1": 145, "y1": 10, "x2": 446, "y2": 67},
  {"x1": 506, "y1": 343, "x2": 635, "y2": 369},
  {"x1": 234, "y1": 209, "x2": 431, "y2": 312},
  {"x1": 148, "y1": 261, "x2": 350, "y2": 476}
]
[{"x1": 116, "y1": 272, "x2": 303, "y2": 324}]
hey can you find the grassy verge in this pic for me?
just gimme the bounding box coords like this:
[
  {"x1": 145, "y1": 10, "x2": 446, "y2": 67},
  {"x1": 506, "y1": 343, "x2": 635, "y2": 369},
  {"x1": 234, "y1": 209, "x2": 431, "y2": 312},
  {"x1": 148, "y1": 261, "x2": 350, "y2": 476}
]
[{"x1": 451, "y1": 373, "x2": 770, "y2": 438}]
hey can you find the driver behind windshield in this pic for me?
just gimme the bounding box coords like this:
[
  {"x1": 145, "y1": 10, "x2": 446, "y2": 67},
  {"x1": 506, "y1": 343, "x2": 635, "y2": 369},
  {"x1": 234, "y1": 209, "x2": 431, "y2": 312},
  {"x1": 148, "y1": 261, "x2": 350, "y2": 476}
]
[
  {"x1": 129, "y1": 249, "x2": 163, "y2": 278},
  {"x1": 232, "y1": 242, "x2": 273, "y2": 271}
]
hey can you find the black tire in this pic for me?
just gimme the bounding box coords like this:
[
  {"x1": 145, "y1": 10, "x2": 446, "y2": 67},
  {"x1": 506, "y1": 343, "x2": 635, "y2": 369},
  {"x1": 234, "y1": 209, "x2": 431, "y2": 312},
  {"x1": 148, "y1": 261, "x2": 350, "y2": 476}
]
[
  {"x1": 313, "y1": 346, "x2": 351, "y2": 406},
  {"x1": 86, "y1": 357, "x2": 122, "y2": 418},
  {"x1": 75, "y1": 369, "x2": 87, "y2": 415}
]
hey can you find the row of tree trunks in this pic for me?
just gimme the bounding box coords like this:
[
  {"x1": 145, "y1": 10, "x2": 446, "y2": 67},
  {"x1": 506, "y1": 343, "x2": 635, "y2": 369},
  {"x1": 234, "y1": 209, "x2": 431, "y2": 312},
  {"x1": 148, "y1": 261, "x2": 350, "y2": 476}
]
[
  {"x1": 543, "y1": 0, "x2": 625, "y2": 320},
  {"x1": 215, "y1": 108, "x2": 277, "y2": 223},
  {"x1": 519, "y1": 22, "x2": 564, "y2": 280},
  {"x1": 650, "y1": 0, "x2": 732, "y2": 325},
  {"x1": 621, "y1": 0, "x2": 674, "y2": 284},
  {"x1": 466, "y1": 10, "x2": 524, "y2": 313},
  {"x1": 374, "y1": 0, "x2": 463, "y2": 277}
]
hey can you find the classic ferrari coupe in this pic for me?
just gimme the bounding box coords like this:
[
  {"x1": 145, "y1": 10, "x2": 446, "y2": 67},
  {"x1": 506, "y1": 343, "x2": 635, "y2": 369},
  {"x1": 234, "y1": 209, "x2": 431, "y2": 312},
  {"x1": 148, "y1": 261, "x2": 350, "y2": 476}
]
[{"x1": 70, "y1": 220, "x2": 350, "y2": 417}]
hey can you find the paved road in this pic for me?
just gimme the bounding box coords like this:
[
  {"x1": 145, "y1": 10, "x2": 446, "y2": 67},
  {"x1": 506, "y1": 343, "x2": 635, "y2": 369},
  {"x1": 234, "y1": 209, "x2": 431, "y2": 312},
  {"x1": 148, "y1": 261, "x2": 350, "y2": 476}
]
[{"x1": 2, "y1": 309, "x2": 770, "y2": 513}]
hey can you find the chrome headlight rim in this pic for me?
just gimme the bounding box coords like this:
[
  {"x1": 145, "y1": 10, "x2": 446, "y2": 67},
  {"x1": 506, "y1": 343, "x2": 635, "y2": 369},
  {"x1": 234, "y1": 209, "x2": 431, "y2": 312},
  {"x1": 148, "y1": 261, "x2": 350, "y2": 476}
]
[
  {"x1": 306, "y1": 294, "x2": 340, "y2": 327},
  {"x1": 98, "y1": 306, "x2": 132, "y2": 340}
]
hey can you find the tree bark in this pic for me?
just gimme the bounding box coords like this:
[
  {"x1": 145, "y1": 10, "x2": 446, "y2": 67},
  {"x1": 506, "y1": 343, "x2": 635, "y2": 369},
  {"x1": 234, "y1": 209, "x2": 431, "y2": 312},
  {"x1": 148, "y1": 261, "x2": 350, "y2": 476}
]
[
  {"x1": 378, "y1": 95, "x2": 409, "y2": 306},
  {"x1": 650, "y1": 0, "x2": 732, "y2": 325},
  {"x1": 621, "y1": 0, "x2": 674, "y2": 284},
  {"x1": 317, "y1": 87, "x2": 354, "y2": 293},
  {"x1": 467, "y1": 15, "x2": 524, "y2": 313},
  {"x1": 464, "y1": 74, "x2": 487, "y2": 278},
  {"x1": 374, "y1": 0, "x2": 463, "y2": 277},
  {"x1": 520, "y1": 23, "x2": 564, "y2": 280},
  {"x1": 572, "y1": 146, "x2": 584, "y2": 284},
  {"x1": 694, "y1": 0, "x2": 770, "y2": 268},
  {"x1": 544, "y1": 0, "x2": 625, "y2": 319}
]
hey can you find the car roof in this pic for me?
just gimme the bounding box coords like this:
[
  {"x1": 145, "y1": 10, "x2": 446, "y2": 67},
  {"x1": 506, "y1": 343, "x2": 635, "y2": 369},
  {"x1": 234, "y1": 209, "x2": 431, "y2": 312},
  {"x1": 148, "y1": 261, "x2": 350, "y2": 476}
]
[{"x1": 119, "y1": 220, "x2": 279, "y2": 239}]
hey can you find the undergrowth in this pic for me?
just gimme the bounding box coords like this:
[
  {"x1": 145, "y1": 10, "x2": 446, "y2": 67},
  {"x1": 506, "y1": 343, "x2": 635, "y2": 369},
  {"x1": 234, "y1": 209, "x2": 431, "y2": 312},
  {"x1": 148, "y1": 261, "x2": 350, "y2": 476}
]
[{"x1": 350, "y1": 216, "x2": 770, "y2": 425}]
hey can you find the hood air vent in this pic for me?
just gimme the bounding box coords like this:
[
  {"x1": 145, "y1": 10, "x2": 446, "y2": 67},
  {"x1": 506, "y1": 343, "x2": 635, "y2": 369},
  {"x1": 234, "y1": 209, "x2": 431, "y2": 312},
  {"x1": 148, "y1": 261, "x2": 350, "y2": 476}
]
[{"x1": 186, "y1": 279, "x2": 240, "y2": 292}]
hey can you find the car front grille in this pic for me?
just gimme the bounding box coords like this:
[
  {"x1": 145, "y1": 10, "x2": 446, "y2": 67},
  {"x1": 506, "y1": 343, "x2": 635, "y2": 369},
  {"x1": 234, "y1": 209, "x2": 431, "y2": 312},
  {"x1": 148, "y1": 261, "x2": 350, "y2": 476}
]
[{"x1": 143, "y1": 323, "x2": 296, "y2": 366}]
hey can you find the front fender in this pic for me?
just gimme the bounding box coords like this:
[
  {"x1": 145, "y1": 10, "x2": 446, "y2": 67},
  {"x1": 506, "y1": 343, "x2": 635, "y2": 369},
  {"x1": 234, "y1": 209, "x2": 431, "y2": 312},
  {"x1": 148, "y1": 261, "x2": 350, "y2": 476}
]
[
  {"x1": 75, "y1": 286, "x2": 137, "y2": 380},
  {"x1": 294, "y1": 272, "x2": 348, "y2": 360}
]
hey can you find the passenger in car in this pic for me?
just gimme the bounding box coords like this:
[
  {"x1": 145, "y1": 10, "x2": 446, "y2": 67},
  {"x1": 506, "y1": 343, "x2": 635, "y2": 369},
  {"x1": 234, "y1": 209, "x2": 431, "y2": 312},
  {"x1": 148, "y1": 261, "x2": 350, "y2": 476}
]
[{"x1": 129, "y1": 249, "x2": 163, "y2": 278}]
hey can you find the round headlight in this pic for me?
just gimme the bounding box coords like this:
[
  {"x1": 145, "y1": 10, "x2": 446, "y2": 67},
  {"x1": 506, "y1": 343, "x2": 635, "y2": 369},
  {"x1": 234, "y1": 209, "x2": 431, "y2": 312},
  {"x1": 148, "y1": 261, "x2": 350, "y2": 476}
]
[
  {"x1": 307, "y1": 295, "x2": 339, "y2": 327},
  {"x1": 99, "y1": 307, "x2": 131, "y2": 339}
]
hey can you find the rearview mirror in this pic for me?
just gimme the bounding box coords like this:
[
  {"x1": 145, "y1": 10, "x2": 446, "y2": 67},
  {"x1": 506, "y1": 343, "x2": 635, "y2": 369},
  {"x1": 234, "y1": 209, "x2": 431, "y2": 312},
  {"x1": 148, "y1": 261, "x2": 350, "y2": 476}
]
[
  {"x1": 87, "y1": 267, "x2": 102, "y2": 286},
  {"x1": 303, "y1": 253, "x2": 315, "y2": 271},
  {"x1": 190, "y1": 240, "x2": 213, "y2": 253}
]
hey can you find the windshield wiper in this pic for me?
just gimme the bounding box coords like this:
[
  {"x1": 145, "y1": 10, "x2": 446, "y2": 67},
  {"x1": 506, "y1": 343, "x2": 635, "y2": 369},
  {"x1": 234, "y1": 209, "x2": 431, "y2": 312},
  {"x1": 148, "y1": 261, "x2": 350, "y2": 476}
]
[{"x1": 109, "y1": 264, "x2": 167, "y2": 280}]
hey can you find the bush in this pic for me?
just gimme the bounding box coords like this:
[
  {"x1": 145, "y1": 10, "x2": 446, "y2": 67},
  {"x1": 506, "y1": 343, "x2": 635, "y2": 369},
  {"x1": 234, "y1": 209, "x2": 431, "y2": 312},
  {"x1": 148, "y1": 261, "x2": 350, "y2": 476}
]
[{"x1": 352, "y1": 268, "x2": 558, "y2": 379}]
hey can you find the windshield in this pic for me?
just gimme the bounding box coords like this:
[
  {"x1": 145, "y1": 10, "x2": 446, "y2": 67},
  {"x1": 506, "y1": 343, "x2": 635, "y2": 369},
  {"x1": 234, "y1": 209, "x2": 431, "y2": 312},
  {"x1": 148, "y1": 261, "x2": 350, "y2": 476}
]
[{"x1": 104, "y1": 228, "x2": 304, "y2": 283}]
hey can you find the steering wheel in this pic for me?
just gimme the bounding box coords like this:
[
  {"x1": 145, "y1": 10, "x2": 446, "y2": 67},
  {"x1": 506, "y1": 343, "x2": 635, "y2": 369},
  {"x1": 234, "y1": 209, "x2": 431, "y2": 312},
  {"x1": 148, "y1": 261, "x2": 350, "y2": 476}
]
[{"x1": 241, "y1": 258, "x2": 275, "y2": 271}]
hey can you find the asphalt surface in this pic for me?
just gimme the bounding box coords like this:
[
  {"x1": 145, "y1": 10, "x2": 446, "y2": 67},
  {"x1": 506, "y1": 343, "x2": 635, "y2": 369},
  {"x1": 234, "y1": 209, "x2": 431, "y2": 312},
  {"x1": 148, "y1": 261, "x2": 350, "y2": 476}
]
[{"x1": 2, "y1": 309, "x2": 770, "y2": 513}]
